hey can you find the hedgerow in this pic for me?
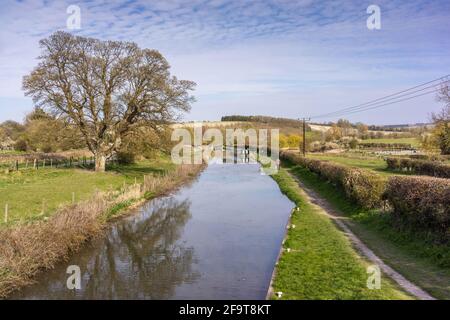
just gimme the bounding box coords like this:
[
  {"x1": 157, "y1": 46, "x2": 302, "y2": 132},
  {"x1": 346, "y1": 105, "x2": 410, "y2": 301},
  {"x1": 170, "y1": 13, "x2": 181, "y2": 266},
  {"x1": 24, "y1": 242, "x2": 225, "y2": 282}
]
[
  {"x1": 358, "y1": 142, "x2": 413, "y2": 149},
  {"x1": 385, "y1": 157, "x2": 450, "y2": 178},
  {"x1": 382, "y1": 176, "x2": 450, "y2": 241},
  {"x1": 281, "y1": 152, "x2": 450, "y2": 242},
  {"x1": 281, "y1": 152, "x2": 385, "y2": 209}
]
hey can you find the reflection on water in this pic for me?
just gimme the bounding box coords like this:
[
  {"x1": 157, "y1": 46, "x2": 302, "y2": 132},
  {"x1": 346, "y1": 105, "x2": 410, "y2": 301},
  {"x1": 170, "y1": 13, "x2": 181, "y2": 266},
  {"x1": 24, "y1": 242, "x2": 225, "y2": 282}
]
[
  {"x1": 12, "y1": 163, "x2": 293, "y2": 300},
  {"x1": 81, "y1": 198, "x2": 199, "y2": 299},
  {"x1": 13, "y1": 198, "x2": 198, "y2": 299}
]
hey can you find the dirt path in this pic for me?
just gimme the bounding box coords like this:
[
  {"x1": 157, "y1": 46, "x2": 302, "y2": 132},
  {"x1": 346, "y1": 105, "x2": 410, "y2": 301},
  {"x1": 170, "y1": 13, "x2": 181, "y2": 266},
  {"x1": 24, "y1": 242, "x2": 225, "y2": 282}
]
[{"x1": 288, "y1": 171, "x2": 436, "y2": 300}]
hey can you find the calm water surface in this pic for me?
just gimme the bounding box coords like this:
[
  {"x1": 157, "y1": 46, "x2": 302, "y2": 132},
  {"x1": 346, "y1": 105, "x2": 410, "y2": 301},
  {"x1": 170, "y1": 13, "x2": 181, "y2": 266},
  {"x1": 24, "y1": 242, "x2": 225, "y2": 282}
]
[{"x1": 13, "y1": 162, "x2": 293, "y2": 299}]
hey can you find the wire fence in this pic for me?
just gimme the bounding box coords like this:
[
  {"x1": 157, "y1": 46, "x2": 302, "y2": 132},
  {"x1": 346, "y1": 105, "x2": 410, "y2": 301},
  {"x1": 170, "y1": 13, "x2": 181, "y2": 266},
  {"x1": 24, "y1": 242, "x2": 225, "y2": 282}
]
[{"x1": 0, "y1": 156, "x2": 117, "y2": 172}]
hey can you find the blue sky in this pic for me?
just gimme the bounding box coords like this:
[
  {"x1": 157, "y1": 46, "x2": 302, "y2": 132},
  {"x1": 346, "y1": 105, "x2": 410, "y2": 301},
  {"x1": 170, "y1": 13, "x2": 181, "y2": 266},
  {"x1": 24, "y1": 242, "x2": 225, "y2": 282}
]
[{"x1": 0, "y1": 0, "x2": 449, "y2": 124}]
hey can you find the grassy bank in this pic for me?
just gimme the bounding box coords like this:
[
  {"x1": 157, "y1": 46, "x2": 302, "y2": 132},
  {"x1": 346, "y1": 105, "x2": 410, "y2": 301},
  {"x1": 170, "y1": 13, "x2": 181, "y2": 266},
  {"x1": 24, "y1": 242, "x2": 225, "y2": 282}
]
[
  {"x1": 0, "y1": 159, "x2": 204, "y2": 297},
  {"x1": 269, "y1": 168, "x2": 411, "y2": 300},
  {"x1": 0, "y1": 156, "x2": 174, "y2": 225},
  {"x1": 286, "y1": 163, "x2": 450, "y2": 299}
]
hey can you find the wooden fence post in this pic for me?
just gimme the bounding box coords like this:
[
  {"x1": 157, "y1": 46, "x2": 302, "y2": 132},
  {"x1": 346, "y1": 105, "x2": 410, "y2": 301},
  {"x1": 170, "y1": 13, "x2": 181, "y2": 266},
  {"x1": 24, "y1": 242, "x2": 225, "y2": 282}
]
[
  {"x1": 4, "y1": 204, "x2": 8, "y2": 223},
  {"x1": 43, "y1": 159, "x2": 46, "y2": 168},
  {"x1": 33, "y1": 159, "x2": 37, "y2": 170},
  {"x1": 50, "y1": 159, "x2": 53, "y2": 168},
  {"x1": 15, "y1": 160, "x2": 19, "y2": 171}
]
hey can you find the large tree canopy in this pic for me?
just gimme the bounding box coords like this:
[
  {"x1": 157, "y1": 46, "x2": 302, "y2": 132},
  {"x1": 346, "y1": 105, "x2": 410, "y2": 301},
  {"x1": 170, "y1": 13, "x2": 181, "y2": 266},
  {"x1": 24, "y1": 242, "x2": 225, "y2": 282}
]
[{"x1": 23, "y1": 31, "x2": 195, "y2": 171}]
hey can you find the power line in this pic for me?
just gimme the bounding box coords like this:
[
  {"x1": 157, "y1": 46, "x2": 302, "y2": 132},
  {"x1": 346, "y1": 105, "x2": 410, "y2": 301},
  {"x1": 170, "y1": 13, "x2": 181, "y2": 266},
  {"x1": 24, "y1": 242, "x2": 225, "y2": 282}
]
[
  {"x1": 310, "y1": 75, "x2": 449, "y2": 120},
  {"x1": 323, "y1": 88, "x2": 441, "y2": 118},
  {"x1": 311, "y1": 75, "x2": 449, "y2": 119},
  {"x1": 314, "y1": 79, "x2": 449, "y2": 119}
]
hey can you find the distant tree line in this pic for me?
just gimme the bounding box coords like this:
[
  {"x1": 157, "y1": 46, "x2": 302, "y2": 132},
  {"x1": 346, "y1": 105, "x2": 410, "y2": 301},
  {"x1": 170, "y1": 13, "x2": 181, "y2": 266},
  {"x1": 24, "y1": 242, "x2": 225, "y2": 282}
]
[
  {"x1": 221, "y1": 115, "x2": 304, "y2": 128},
  {"x1": 0, "y1": 109, "x2": 85, "y2": 153}
]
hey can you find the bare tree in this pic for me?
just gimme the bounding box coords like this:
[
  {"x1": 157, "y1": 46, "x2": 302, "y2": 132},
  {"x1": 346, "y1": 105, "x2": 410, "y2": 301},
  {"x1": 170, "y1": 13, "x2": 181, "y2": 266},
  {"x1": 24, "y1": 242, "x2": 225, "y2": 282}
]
[
  {"x1": 23, "y1": 31, "x2": 195, "y2": 171},
  {"x1": 436, "y1": 83, "x2": 450, "y2": 119},
  {"x1": 433, "y1": 83, "x2": 450, "y2": 154}
]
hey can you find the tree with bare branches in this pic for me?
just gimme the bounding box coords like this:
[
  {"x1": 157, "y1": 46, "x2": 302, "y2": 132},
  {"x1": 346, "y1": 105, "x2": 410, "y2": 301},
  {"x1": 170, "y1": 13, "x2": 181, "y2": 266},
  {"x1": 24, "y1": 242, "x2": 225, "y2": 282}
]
[
  {"x1": 433, "y1": 83, "x2": 450, "y2": 154},
  {"x1": 23, "y1": 31, "x2": 195, "y2": 171}
]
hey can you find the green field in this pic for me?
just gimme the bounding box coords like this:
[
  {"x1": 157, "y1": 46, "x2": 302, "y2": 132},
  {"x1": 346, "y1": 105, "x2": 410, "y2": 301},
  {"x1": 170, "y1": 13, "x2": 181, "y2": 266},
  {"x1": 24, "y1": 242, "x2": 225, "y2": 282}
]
[
  {"x1": 306, "y1": 153, "x2": 395, "y2": 176},
  {"x1": 285, "y1": 163, "x2": 450, "y2": 299},
  {"x1": 361, "y1": 137, "x2": 421, "y2": 147},
  {"x1": 307, "y1": 151, "x2": 450, "y2": 176},
  {"x1": 270, "y1": 168, "x2": 411, "y2": 300},
  {"x1": 0, "y1": 156, "x2": 174, "y2": 225}
]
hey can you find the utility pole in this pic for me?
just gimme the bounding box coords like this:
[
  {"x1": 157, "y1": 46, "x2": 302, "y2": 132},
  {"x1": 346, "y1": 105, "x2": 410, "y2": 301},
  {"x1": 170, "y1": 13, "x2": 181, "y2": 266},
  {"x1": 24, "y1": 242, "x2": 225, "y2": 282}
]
[{"x1": 299, "y1": 118, "x2": 310, "y2": 157}]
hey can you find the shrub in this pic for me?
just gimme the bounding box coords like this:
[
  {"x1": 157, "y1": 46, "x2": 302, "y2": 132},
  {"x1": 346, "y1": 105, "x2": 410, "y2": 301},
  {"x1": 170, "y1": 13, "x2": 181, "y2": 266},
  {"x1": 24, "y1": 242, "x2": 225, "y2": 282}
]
[
  {"x1": 399, "y1": 158, "x2": 413, "y2": 171},
  {"x1": 308, "y1": 141, "x2": 339, "y2": 152},
  {"x1": 386, "y1": 157, "x2": 400, "y2": 170},
  {"x1": 41, "y1": 144, "x2": 54, "y2": 153},
  {"x1": 349, "y1": 139, "x2": 358, "y2": 149},
  {"x1": 385, "y1": 157, "x2": 450, "y2": 178},
  {"x1": 281, "y1": 151, "x2": 385, "y2": 209},
  {"x1": 383, "y1": 176, "x2": 450, "y2": 241},
  {"x1": 116, "y1": 151, "x2": 135, "y2": 165},
  {"x1": 14, "y1": 139, "x2": 27, "y2": 152},
  {"x1": 308, "y1": 141, "x2": 321, "y2": 152},
  {"x1": 287, "y1": 134, "x2": 302, "y2": 148},
  {"x1": 341, "y1": 169, "x2": 386, "y2": 209},
  {"x1": 323, "y1": 142, "x2": 340, "y2": 151}
]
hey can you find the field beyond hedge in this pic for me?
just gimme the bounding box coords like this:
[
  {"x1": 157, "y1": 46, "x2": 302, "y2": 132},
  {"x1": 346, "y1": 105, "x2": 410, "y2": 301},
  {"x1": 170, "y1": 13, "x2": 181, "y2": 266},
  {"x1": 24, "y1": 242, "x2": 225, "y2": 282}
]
[
  {"x1": 307, "y1": 153, "x2": 391, "y2": 175},
  {"x1": 362, "y1": 137, "x2": 421, "y2": 147}
]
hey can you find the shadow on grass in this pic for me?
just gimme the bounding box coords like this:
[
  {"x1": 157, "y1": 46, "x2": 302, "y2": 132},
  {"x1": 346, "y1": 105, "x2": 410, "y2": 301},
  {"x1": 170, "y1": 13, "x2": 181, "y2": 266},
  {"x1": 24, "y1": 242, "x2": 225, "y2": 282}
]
[
  {"x1": 59, "y1": 157, "x2": 175, "y2": 178},
  {"x1": 107, "y1": 155, "x2": 175, "y2": 179}
]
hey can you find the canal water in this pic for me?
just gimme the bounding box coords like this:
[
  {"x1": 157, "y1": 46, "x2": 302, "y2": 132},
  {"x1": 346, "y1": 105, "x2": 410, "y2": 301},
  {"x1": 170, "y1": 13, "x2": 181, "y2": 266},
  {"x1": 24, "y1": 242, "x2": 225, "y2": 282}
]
[{"x1": 12, "y1": 162, "x2": 293, "y2": 299}]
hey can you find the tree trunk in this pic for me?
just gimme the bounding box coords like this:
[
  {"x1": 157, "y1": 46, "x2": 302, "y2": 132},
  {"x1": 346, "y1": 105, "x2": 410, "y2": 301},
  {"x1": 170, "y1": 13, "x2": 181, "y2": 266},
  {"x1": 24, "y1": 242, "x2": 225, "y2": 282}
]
[{"x1": 94, "y1": 154, "x2": 106, "y2": 172}]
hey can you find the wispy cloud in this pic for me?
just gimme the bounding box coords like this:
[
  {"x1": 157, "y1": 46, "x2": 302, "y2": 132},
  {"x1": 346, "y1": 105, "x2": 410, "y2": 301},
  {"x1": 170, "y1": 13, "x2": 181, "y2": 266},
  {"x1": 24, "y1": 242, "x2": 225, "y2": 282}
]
[{"x1": 0, "y1": 0, "x2": 449, "y2": 124}]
